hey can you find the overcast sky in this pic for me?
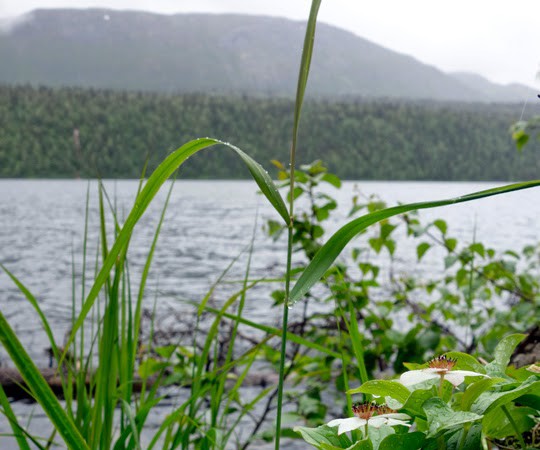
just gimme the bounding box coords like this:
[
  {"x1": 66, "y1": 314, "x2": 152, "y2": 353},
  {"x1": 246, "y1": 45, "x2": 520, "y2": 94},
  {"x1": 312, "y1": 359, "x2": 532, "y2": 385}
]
[{"x1": 1, "y1": 0, "x2": 539, "y2": 87}]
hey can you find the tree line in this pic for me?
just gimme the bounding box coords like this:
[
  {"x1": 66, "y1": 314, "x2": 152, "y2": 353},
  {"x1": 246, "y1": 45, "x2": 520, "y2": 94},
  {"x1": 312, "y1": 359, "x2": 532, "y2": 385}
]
[{"x1": 1, "y1": 84, "x2": 539, "y2": 180}]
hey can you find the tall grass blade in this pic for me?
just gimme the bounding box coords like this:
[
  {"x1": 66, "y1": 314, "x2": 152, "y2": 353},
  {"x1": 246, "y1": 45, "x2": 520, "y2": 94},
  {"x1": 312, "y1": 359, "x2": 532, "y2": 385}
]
[
  {"x1": 292, "y1": 0, "x2": 321, "y2": 148},
  {"x1": 290, "y1": 180, "x2": 540, "y2": 303},
  {"x1": 276, "y1": 1, "x2": 321, "y2": 448},
  {"x1": 0, "y1": 312, "x2": 90, "y2": 449}
]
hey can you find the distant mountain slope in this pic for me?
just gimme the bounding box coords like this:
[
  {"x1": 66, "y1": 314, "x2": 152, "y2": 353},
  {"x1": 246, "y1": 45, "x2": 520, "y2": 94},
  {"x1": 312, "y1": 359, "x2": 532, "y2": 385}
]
[
  {"x1": 450, "y1": 72, "x2": 537, "y2": 102},
  {"x1": 0, "y1": 9, "x2": 537, "y2": 102}
]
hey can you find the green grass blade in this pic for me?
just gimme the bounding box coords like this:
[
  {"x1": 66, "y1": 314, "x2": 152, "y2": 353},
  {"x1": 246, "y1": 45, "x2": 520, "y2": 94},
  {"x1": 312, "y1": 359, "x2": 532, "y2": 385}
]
[
  {"x1": 0, "y1": 265, "x2": 60, "y2": 360},
  {"x1": 290, "y1": 180, "x2": 540, "y2": 303},
  {"x1": 292, "y1": 0, "x2": 321, "y2": 148},
  {"x1": 0, "y1": 384, "x2": 32, "y2": 450},
  {"x1": 276, "y1": 1, "x2": 321, "y2": 447},
  {"x1": 65, "y1": 138, "x2": 289, "y2": 353},
  {"x1": 203, "y1": 305, "x2": 343, "y2": 360},
  {"x1": 0, "y1": 312, "x2": 90, "y2": 449}
]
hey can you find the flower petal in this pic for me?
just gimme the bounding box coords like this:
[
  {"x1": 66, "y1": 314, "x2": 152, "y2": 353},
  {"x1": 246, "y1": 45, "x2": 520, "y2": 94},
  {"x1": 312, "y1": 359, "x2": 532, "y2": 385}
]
[
  {"x1": 366, "y1": 416, "x2": 387, "y2": 428},
  {"x1": 382, "y1": 413, "x2": 412, "y2": 421},
  {"x1": 327, "y1": 417, "x2": 365, "y2": 435},
  {"x1": 385, "y1": 418, "x2": 412, "y2": 427},
  {"x1": 368, "y1": 413, "x2": 412, "y2": 428},
  {"x1": 445, "y1": 370, "x2": 487, "y2": 387},
  {"x1": 399, "y1": 369, "x2": 439, "y2": 386}
]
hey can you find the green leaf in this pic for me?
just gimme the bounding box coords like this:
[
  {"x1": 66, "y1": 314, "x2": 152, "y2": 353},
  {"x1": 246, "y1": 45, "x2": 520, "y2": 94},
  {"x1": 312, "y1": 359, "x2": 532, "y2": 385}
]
[
  {"x1": 349, "y1": 380, "x2": 410, "y2": 405},
  {"x1": 461, "y1": 378, "x2": 505, "y2": 411},
  {"x1": 290, "y1": 180, "x2": 540, "y2": 303},
  {"x1": 322, "y1": 173, "x2": 342, "y2": 188},
  {"x1": 378, "y1": 432, "x2": 425, "y2": 450},
  {"x1": 446, "y1": 423, "x2": 482, "y2": 450},
  {"x1": 482, "y1": 404, "x2": 536, "y2": 439},
  {"x1": 401, "y1": 388, "x2": 435, "y2": 418},
  {"x1": 345, "y1": 440, "x2": 373, "y2": 450},
  {"x1": 368, "y1": 426, "x2": 394, "y2": 450},
  {"x1": 471, "y1": 376, "x2": 540, "y2": 415},
  {"x1": 416, "y1": 242, "x2": 431, "y2": 261},
  {"x1": 442, "y1": 352, "x2": 485, "y2": 374},
  {"x1": 433, "y1": 219, "x2": 447, "y2": 235},
  {"x1": 423, "y1": 398, "x2": 483, "y2": 438},
  {"x1": 444, "y1": 238, "x2": 457, "y2": 251},
  {"x1": 294, "y1": 425, "x2": 352, "y2": 448},
  {"x1": 493, "y1": 334, "x2": 526, "y2": 370}
]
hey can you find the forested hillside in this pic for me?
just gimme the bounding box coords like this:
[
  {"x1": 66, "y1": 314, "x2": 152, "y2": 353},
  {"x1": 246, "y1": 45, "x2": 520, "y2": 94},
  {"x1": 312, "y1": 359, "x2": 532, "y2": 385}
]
[{"x1": 2, "y1": 85, "x2": 540, "y2": 180}]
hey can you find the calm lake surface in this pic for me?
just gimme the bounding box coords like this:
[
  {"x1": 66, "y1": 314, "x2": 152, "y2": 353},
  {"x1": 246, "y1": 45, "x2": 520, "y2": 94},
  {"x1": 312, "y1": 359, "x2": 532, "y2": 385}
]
[{"x1": 1, "y1": 179, "x2": 540, "y2": 447}]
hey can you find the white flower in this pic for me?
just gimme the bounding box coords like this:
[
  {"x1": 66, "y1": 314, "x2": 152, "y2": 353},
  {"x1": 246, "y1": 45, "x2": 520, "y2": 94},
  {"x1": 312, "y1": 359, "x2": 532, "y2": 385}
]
[
  {"x1": 399, "y1": 355, "x2": 488, "y2": 388},
  {"x1": 327, "y1": 402, "x2": 411, "y2": 435}
]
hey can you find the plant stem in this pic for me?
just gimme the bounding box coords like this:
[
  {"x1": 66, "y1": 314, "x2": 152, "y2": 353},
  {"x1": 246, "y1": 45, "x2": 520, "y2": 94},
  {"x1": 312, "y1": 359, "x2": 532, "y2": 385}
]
[
  {"x1": 501, "y1": 404, "x2": 526, "y2": 449},
  {"x1": 274, "y1": 2, "x2": 320, "y2": 448},
  {"x1": 458, "y1": 424, "x2": 469, "y2": 450}
]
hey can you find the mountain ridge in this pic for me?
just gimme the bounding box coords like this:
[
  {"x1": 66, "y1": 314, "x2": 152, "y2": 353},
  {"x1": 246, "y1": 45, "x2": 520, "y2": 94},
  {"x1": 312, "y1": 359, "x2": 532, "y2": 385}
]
[{"x1": 0, "y1": 8, "x2": 536, "y2": 102}]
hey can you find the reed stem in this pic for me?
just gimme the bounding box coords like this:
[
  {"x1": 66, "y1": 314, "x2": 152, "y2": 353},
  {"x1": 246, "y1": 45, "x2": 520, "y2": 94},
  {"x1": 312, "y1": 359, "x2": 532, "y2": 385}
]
[{"x1": 274, "y1": 2, "x2": 321, "y2": 447}]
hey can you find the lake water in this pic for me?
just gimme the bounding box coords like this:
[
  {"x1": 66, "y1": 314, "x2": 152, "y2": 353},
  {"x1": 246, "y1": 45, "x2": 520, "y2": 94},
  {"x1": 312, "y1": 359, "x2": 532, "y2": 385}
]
[{"x1": 1, "y1": 179, "x2": 540, "y2": 448}]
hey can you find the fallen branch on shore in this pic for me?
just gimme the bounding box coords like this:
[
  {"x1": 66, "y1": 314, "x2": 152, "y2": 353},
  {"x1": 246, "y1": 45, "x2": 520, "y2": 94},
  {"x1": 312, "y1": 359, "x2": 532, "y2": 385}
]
[{"x1": 0, "y1": 367, "x2": 153, "y2": 401}]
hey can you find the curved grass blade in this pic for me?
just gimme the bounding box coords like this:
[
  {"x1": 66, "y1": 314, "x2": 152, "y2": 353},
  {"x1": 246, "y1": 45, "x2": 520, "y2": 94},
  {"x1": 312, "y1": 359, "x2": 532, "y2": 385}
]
[
  {"x1": 0, "y1": 384, "x2": 32, "y2": 450},
  {"x1": 203, "y1": 306, "x2": 344, "y2": 360},
  {"x1": 65, "y1": 138, "x2": 289, "y2": 352},
  {"x1": 290, "y1": 180, "x2": 540, "y2": 303},
  {"x1": 0, "y1": 265, "x2": 60, "y2": 361},
  {"x1": 0, "y1": 312, "x2": 89, "y2": 450}
]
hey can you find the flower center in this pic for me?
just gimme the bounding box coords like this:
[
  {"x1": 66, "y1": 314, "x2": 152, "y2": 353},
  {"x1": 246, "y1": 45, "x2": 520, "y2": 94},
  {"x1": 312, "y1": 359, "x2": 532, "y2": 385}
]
[
  {"x1": 352, "y1": 402, "x2": 378, "y2": 420},
  {"x1": 377, "y1": 405, "x2": 397, "y2": 415},
  {"x1": 428, "y1": 355, "x2": 456, "y2": 372}
]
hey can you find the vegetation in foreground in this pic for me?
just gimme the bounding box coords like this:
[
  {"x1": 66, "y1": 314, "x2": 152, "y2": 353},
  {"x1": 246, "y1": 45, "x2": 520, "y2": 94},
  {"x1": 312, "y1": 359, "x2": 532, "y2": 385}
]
[{"x1": 0, "y1": 1, "x2": 539, "y2": 449}]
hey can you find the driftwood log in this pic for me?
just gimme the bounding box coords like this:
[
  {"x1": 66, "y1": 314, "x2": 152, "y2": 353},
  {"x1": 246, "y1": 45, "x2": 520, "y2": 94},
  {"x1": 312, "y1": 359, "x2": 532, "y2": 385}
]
[
  {"x1": 0, "y1": 366, "x2": 279, "y2": 402},
  {"x1": 4, "y1": 326, "x2": 534, "y2": 402},
  {"x1": 0, "y1": 367, "x2": 154, "y2": 401}
]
